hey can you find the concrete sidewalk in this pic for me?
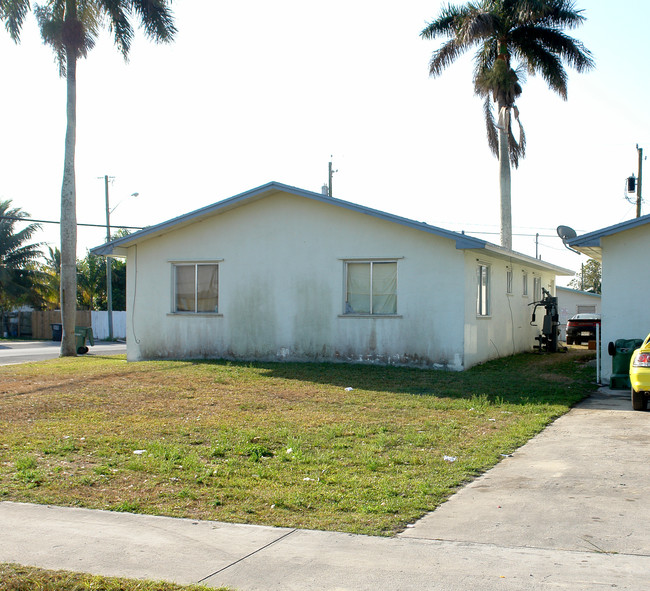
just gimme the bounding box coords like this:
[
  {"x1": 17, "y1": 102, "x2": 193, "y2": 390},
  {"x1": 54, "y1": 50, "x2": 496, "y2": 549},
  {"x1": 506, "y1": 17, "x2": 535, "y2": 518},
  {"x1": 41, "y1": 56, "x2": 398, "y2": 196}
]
[{"x1": 2, "y1": 388, "x2": 649, "y2": 590}]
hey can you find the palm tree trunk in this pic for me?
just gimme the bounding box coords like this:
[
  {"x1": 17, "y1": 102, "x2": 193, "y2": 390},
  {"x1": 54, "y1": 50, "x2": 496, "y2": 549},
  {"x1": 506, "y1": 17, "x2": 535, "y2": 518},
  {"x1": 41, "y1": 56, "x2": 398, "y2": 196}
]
[
  {"x1": 59, "y1": 40, "x2": 78, "y2": 356},
  {"x1": 497, "y1": 104, "x2": 512, "y2": 250}
]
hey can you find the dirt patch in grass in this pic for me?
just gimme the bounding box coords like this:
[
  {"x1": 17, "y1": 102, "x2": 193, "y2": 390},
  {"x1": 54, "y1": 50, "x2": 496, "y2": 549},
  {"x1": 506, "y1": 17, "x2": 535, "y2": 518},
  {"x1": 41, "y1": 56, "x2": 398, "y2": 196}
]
[{"x1": 0, "y1": 350, "x2": 595, "y2": 535}]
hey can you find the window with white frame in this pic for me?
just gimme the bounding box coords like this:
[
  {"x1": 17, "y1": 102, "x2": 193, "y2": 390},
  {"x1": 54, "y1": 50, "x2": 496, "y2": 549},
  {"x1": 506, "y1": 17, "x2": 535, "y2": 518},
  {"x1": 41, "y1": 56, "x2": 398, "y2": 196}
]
[
  {"x1": 344, "y1": 260, "x2": 397, "y2": 315},
  {"x1": 506, "y1": 268, "x2": 513, "y2": 294},
  {"x1": 477, "y1": 264, "x2": 490, "y2": 316},
  {"x1": 533, "y1": 276, "x2": 542, "y2": 301},
  {"x1": 173, "y1": 263, "x2": 219, "y2": 313},
  {"x1": 522, "y1": 272, "x2": 528, "y2": 296}
]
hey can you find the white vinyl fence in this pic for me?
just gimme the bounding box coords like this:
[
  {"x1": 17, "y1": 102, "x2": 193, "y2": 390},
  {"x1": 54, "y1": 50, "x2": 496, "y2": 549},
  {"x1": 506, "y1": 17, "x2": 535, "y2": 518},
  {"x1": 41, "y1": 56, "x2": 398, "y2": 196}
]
[{"x1": 91, "y1": 311, "x2": 127, "y2": 340}]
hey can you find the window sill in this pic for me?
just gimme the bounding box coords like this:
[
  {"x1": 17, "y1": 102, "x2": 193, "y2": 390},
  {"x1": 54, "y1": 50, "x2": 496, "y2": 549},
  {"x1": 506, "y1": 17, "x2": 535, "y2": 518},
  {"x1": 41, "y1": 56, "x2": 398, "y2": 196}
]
[
  {"x1": 476, "y1": 315, "x2": 492, "y2": 319},
  {"x1": 338, "y1": 314, "x2": 403, "y2": 319},
  {"x1": 167, "y1": 313, "x2": 223, "y2": 318}
]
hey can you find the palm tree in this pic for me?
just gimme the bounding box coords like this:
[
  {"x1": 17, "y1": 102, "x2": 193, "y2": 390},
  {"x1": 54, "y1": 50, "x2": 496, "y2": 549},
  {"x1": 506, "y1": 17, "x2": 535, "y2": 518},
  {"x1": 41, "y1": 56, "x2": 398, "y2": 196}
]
[
  {"x1": 421, "y1": 0, "x2": 594, "y2": 249},
  {"x1": 0, "y1": 200, "x2": 43, "y2": 332},
  {"x1": 3, "y1": 1, "x2": 175, "y2": 355}
]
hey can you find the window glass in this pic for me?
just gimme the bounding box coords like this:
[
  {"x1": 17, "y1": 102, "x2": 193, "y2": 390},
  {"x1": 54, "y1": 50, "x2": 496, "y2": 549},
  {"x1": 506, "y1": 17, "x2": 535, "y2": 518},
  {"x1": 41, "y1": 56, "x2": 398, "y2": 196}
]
[
  {"x1": 506, "y1": 269, "x2": 513, "y2": 294},
  {"x1": 345, "y1": 261, "x2": 397, "y2": 315},
  {"x1": 372, "y1": 262, "x2": 397, "y2": 315},
  {"x1": 175, "y1": 265, "x2": 196, "y2": 312},
  {"x1": 522, "y1": 273, "x2": 528, "y2": 296},
  {"x1": 197, "y1": 265, "x2": 219, "y2": 313},
  {"x1": 346, "y1": 262, "x2": 371, "y2": 314},
  {"x1": 174, "y1": 263, "x2": 219, "y2": 313},
  {"x1": 477, "y1": 264, "x2": 489, "y2": 316}
]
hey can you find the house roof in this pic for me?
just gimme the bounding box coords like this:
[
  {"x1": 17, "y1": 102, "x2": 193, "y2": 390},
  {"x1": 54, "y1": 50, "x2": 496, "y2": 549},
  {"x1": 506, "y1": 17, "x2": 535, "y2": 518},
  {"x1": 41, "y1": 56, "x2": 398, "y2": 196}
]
[
  {"x1": 91, "y1": 181, "x2": 573, "y2": 275},
  {"x1": 556, "y1": 286, "x2": 601, "y2": 298},
  {"x1": 568, "y1": 213, "x2": 650, "y2": 261}
]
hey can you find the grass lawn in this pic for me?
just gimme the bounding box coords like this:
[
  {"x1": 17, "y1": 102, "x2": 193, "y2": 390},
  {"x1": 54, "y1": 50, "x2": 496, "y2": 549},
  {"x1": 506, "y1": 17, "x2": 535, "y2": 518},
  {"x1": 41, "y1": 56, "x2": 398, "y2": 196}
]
[
  {"x1": 0, "y1": 563, "x2": 224, "y2": 590},
  {"x1": 0, "y1": 350, "x2": 595, "y2": 536}
]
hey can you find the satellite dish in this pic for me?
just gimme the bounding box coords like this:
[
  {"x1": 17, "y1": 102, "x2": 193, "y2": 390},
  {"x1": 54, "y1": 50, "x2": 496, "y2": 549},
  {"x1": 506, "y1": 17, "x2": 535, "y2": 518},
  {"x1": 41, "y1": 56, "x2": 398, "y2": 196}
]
[
  {"x1": 556, "y1": 225, "x2": 579, "y2": 254},
  {"x1": 556, "y1": 225, "x2": 577, "y2": 242}
]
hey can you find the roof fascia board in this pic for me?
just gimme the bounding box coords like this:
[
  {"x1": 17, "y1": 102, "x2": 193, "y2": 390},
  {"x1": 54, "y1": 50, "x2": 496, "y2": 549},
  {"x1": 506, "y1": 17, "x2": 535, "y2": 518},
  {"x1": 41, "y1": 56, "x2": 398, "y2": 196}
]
[
  {"x1": 568, "y1": 214, "x2": 650, "y2": 248},
  {"x1": 476, "y1": 244, "x2": 575, "y2": 275}
]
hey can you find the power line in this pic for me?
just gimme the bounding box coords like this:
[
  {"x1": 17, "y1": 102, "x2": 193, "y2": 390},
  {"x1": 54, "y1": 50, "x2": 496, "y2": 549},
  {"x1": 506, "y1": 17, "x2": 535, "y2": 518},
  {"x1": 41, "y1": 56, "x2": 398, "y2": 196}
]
[{"x1": 0, "y1": 215, "x2": 143, "y2": 231}]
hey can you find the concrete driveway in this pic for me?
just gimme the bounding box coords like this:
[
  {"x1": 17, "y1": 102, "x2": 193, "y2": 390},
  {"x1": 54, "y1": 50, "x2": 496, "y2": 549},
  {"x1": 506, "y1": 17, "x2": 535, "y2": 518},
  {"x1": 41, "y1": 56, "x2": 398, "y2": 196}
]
[
  {"x1": 0, "y1": 339, "x2": 126, "y2": 365},
  {"x1": 400, "y1": 387, "x2": 650, "y2": 557},
  {"x1": 1, "y1": 388, "x2": 649, "y2": 590}
]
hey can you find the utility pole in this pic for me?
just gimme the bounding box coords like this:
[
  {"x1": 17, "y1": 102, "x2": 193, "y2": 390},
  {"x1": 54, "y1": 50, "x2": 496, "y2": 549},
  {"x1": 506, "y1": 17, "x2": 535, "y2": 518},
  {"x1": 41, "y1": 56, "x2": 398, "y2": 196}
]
[
  {"x1": 636, "y1": 145, "x2": 643, "y2": 218},
  {"x1": 103, "y1": 175, "x2": 114, "y2": 341},
  {"x1": 328, "y1": 158, "x2": 338, "y2": 197}
]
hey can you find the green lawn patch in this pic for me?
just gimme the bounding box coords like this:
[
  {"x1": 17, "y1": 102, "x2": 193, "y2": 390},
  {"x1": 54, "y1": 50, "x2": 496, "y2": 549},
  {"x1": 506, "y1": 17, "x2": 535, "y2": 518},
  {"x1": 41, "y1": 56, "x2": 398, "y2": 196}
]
[
  {"x1": 0, "y1": 350, "x2": 595, "y2": 536},
  {"x1": 0, "y1": 563, "x2": 225, "y2": 590}
]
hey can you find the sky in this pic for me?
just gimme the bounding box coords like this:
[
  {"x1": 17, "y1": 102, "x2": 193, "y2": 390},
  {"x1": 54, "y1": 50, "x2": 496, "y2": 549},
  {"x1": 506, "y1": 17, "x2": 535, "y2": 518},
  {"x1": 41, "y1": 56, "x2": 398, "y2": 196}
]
[{"x1": 1, "y1": 0, "x2": 649, "y2": 287}]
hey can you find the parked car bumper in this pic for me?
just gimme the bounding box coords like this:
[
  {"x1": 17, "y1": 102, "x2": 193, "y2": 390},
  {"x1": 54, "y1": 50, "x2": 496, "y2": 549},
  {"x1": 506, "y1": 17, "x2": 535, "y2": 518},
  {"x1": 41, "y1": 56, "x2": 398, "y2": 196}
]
[{"x1": 630, "y1": 367, "x2": 650, "y2": 392}]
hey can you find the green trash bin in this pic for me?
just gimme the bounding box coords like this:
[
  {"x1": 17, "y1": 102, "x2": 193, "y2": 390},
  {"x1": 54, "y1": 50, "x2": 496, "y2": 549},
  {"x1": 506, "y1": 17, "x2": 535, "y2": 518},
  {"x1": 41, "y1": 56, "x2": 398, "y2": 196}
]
[
  {"x1": 74, "y1": 326, "x2": 94, "y2": 355},
  {"x1": 608, "y1": 338, "x2": 644, "y2": 389}
]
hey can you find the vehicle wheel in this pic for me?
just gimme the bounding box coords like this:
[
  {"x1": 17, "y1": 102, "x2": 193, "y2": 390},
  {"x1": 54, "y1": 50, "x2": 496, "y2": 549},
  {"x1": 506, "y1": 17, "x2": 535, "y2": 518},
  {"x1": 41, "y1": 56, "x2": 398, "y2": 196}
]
[
  {"x1": 566, "y1": 337, "x2": 573, "y2": 345},
  {"x1": 77, "y1": 346, "x2": 88, "y2": 355},
  {"x1": 631, "y1": 388, "x2": 647, "y2": 411}
]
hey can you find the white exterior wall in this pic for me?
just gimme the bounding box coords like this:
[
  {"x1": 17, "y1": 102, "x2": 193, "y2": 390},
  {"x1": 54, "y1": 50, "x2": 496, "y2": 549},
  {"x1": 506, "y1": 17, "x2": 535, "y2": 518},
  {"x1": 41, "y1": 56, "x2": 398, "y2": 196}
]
[
  {"x1": 463, "y1": 252, "x2": 556, "y2": 368},
  {"x1": 126, "y1": 192, "x2": 467, "y2": 368},
  {"x1": 600, "y1": 225, "x2": 650, "y2": 383},
  {"x1": 556, "y1": 287, "x2": 601, "y2": 340}
]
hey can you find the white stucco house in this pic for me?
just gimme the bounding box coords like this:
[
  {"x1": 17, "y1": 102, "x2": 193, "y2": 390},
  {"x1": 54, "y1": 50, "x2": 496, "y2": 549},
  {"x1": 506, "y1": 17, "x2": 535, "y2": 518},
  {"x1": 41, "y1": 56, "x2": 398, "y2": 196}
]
[
  {"x1": 92, "y1": 182, "x2": 573, "y2": 369},
  {"x1": 556, "y1": 286, "x2": 601, "y2": 341},
  {"x1": 568, "y1": 213, "x2": 650, "y2": 383}
]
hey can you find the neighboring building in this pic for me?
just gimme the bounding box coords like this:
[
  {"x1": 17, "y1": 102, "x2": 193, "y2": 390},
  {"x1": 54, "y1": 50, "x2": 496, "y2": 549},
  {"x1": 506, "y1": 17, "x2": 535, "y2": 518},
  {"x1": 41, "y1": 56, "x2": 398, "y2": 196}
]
[
  {"x1": 92, "y1": 182, "x2": 572, "y2": 369},
  {"x1": 556, "y1": 286, "x2": 601, "y2": 341},
  {"x1": 569, "y1": 214, "x2": 650, "y2": 383}
]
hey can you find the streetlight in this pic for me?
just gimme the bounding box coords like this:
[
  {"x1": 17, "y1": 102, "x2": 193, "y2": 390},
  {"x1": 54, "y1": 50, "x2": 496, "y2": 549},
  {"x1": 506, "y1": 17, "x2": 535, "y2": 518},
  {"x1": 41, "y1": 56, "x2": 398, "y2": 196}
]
[{"x1": 102, "y1": 175, "x2": 138, "y2": 340}]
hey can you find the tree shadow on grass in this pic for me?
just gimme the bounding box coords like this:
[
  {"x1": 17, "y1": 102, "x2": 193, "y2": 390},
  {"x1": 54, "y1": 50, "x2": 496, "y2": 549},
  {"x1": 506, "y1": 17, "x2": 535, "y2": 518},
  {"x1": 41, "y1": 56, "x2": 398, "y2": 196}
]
[{"x1": 183, "y1": 349, "x2": 595, "y2": 407}]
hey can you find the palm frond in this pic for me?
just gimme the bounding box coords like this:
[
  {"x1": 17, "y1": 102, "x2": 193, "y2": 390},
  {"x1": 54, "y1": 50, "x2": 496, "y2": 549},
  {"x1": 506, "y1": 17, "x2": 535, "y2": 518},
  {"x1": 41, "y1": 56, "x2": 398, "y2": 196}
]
[
  {"x1": 428, "y1": 38, "x2": 469, "y2": 77},
  {"x1": 507, "y1": 106, "x2": 526, "y2": 168},
  {"x1": 420, "y1": 3, "x2": 469, "y2": 40},
  {"x1": 129, "y1": 0, "x2": 176, "y2": 44},
  {"x1": 512, "y1": 25, "x2": 594, "y2": 73},
  {"x1": 482, "y1": 95, "x2": 499, "y2": 158},
  {"x1": 536, "y1": 0, "x2": 587, "y2": 30},
  {"x1": 0, "y1": 0, "x2": 30, "y2": 41},
  {"x1": 511, "y1": 37, "x2": 569, "y2": 97},
  {"x1": 459, "y1": 6, "x2": 500, "y2": 44},
  {"x1": 472, "y1": 41, "x2": 498, "y2": 82},
  {"x1": 99, "y1": 0, "x2": 134, "y2": 58}
]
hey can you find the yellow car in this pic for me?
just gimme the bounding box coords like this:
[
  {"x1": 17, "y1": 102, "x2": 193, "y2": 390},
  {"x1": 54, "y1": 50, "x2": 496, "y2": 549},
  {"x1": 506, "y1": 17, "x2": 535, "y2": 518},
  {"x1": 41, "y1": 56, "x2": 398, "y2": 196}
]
[{"x1": 630, "y1": 334, "x2": 650, "y2": 411}]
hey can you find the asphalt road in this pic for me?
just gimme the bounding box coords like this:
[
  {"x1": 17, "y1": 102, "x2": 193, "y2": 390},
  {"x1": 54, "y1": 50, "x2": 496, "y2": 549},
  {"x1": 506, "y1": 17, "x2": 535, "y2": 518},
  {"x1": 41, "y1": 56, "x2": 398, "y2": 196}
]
[{"x1": 0, "y1": 339, "x2": 127, "y2": 365}]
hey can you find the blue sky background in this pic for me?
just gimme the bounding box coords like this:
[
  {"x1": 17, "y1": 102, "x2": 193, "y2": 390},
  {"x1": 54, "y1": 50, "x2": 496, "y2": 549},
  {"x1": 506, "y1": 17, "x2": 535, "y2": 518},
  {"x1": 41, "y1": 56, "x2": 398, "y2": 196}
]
[{"x1": 1, "y1": 0, "x2": 648, "y2": 283}]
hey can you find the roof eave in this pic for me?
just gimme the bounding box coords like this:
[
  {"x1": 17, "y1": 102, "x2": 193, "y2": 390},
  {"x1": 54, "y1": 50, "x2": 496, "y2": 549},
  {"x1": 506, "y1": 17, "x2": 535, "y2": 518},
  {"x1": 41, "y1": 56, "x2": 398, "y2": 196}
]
[{"x1": 474, "y1": 243, "x2": 575, "y2": 275}]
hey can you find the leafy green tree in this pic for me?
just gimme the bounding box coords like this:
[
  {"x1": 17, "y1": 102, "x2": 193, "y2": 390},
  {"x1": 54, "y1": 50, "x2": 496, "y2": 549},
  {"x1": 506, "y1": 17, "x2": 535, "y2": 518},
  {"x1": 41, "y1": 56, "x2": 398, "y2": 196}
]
[
  {"x1": 110, "y1": 256, "x2": 127, "y2": 311},
  {"x1": 4, "y1": 1, "x2": 175, "y2": 355},
  {"x1": 569, "y1": 259, "x2": 601, "y2": 293},
  {"x1": 421, "y1": 0, "x2": 593, "y2": 249},
  {"x1": 0, "y1": 200, "x2": 43, "y2": 333},
  {"x1": 38, "y1": 245, "x2": 61, "y2": 310},
  {"x1": 76, "y1": 251, "x2": 105, "y2": 310}
]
